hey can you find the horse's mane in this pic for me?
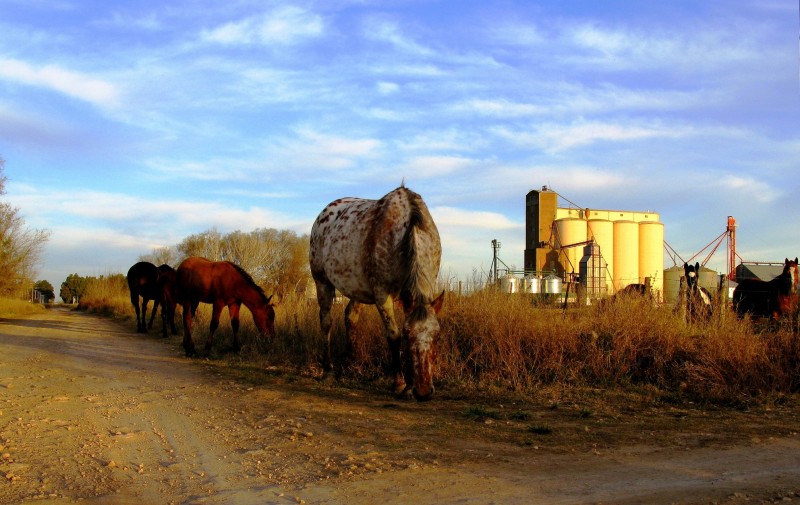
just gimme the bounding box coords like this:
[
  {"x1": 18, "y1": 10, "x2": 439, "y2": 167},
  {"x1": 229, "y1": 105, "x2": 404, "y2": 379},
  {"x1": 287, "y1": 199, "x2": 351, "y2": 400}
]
[
  {"x1": 398, "y1": 187, "x2": 438, "y2": 314},
  {"x1": 226, "y1": 261, "x2": 269, "y2": 301}
]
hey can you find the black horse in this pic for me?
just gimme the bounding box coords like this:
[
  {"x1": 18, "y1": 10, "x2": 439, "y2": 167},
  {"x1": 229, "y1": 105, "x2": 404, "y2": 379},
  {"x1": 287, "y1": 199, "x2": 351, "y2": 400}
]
[
  {"x1": 683, "y1": 262, "x2": 712, "y2": 323},
  {"x1": 126, "y1": 262, "x2": 179, "y2": 337},
  {"x1": 733, "y1": 257, "x2": 799, "y2": 321},
  {"x1": 126, "y1": 261, "x2": 161, "y2": 333}
]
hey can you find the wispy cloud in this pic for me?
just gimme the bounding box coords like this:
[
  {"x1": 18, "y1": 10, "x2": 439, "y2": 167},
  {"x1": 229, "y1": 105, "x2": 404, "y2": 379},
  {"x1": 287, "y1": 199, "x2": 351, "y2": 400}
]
[
  {"x1": 201, "y1": 6, "x2": 324, "y2": 45},
  {"x1": 0, "y1": 57, "x2": 118, "y2": 107}
]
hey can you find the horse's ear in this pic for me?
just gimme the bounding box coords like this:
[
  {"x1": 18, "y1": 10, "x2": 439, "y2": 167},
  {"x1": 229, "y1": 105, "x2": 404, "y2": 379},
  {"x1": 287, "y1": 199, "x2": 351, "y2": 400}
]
[
  {"x1": 695, "y1": 262, "x2": 700, "y2": 271},
  {"x1": 266, "y1": 294, "x2": 279, "y2": 306},
  {"x1": 431, "y1": 290, "x2": 445, "y2": 314}
]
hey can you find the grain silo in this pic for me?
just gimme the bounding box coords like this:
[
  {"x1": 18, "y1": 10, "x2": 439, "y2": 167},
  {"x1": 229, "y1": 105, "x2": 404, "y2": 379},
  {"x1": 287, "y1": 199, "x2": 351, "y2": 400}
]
[
  {"x1": 587, "y1": 218, "x2": 613, "y2": 292},
  {"x1": 639, "y1": 221, "x2": 664, "y2": 300},
  {"x1": 555, "y1": 217, "x2": 587, "y2": 275},
  {"x1": 613, "y1": 220, "x2": 639, "y2": 290}
]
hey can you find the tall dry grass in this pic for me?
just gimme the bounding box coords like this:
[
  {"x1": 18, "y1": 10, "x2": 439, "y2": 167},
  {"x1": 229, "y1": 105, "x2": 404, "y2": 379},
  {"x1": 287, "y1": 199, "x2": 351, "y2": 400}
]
[
  {"x1": 78, "y1": 275, "x2": 800, "y2": 403},
  {"x1": 0, "y1": 297, "x2": 47, "y2": 317}
]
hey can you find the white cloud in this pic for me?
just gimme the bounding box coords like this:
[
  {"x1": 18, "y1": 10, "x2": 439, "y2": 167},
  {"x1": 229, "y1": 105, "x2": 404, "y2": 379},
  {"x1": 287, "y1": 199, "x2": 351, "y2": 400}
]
[
  {"x1": 0, "y1": 57, "x2": 118, "y2": 107},
  {"x1": 431, "y1": 206, "x2": 521, "y2": 230},
  {"x1": 202, "y1": 6, "x2": 324, "y2": 45}
]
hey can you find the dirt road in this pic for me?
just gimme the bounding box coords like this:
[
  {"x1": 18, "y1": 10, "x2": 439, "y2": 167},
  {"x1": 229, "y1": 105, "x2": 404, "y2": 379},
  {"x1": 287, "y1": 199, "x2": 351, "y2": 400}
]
[{"x1": 1, "y1": 307, "x2": 799, "y2": 504}]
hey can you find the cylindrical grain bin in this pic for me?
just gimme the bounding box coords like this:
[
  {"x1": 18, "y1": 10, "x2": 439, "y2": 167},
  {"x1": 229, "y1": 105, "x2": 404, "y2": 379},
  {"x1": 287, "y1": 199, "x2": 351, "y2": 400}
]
[
  {"x1": 613, "y1": 220, "x2": 639, "y2": 292},
  {"x1": 698, "y1": 266, "x2": 718, "y2": 294},
  {"x1": 639, "y1": 221, "x2": 664, "y2": 301},
  {"x1": 500, "y1": 274, "x2": 519, "y2": 294},
  {"x1": 543, "y1": 274, "x2": 562, "y2": 294},
  {"x1": 523, "y1": 275, "x2": 542, "y2": 294},
  {"x1": 555, "y1": 217, "x2": 587, "y2": 275},
  {"x1": 587, "y1": 218, "x2": 613, "y2": 293},
  {"x1": 663, "y1": 265, "x2": 683, "y2": 304}
]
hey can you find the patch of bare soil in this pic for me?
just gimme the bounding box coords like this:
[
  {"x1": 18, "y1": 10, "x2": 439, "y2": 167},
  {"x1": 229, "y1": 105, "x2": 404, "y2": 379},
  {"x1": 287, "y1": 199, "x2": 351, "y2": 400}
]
[{"x1": 0, "y1": 307, "x2": 798, "y2": 505}]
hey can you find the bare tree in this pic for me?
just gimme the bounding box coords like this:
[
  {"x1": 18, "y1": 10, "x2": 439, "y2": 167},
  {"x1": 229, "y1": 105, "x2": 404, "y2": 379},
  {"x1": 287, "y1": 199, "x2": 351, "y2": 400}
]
[{"x1": 0, "y1": 158, "x2": 51, "y2": 297}]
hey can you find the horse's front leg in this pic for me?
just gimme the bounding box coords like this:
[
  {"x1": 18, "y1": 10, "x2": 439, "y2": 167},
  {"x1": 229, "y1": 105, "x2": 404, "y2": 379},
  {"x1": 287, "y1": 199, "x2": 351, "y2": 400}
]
[
  {"x1": 376, "y1": 298, "x2": 406, "y2": 396},
  {"x1": 228, "y1": 303, "x2": 241, "y2": 352},
  {"x1": 181, "y1": 301, "x2": 196, "y2": 356},
  {"x1": 206, "y1": 301, "x2": 225, "y2": 353}
]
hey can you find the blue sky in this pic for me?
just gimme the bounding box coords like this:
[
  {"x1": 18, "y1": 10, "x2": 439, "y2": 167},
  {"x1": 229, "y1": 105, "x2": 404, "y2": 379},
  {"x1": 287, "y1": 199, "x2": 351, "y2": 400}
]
[{"x1": 1, "y1": 0, "x2": 798, "y2": 290}]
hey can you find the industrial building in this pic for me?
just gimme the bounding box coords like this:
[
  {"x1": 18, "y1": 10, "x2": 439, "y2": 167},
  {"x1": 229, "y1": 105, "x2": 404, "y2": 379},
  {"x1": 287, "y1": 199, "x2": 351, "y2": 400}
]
[{"x1": 523, "y1": 186, "x2": 665, "y2": 300}]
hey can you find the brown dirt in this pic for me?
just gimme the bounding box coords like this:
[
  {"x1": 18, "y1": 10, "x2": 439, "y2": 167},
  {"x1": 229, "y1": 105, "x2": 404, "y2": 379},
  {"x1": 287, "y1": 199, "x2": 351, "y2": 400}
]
[{"x1": 1, "y1": 307, "x2": 799, "y2": 505}]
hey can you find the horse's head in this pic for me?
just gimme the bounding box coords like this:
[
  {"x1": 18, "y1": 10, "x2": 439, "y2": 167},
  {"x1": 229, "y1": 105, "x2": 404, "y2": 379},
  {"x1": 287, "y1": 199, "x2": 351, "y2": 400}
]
[
  {"x1": 684, "y1": 262, "x2": 700, "y2": 291},
  {"x1": 784, "y1": 257, "x2": 799, "y2": 294},
  {"x1": 253, "y1": 294, "x2": 277, "y2": 338},
  {"x1": 403, "y1": 291, "x2": 445, "y2": 401}
]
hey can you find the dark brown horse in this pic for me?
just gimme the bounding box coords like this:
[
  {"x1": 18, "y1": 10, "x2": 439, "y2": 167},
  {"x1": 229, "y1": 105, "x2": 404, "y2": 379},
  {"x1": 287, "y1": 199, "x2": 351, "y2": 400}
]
[
  {"x1": 684, "y1": 262, "x2": 712, "y2": 323},
  {"x1": 733, "y1": 257, "x2": 799, "y2": 322},
  {"x1": 126, "y1": 261, "x2": 160, "y2": 333},
  {"x1": 157, "y1": 264, "x2": 179, "y2": 339},
  {"x1": 310, "y1": 186, "x2": 444, "y2": 401},
  {"x1": 175, "y1": 257, "x2": 276, "y2": 356}
]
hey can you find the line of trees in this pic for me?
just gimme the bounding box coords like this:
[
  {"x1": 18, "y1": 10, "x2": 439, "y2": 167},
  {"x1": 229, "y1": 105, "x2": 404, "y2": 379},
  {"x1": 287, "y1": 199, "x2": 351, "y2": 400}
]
[
  {"x1": 0, "y1": 158, "x2": 50, "y2": 299},
  {"x1": 138, "y1": 227, "x2": 311, "y2": 299}
]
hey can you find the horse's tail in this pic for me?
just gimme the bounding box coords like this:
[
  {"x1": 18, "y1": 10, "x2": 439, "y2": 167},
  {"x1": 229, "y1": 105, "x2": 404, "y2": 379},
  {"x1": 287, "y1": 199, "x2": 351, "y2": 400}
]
[{"x1": 400, "y1": 189, "x2": 440, "y2": 311}]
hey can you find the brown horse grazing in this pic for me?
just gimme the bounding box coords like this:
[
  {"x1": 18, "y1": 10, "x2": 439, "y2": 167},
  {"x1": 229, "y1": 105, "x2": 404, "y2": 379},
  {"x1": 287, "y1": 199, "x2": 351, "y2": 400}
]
[
  {"x1": 157, "y1": 264, "x2": 179, "y2": 339},
  {"x1": 684, "y1": 262, "x2": 712, "y2": 323},
  {"x1": 733, "y1": 257, "x2": 799, "y2": 322},
  {"x1": 126, "y1": 261, "x2": 161, "y2": 333},
  {"x1": 310, "y1": 185, "x2": 444, "y2": 401},
  {"x1": 175, "y1": 257, "x2": 276, "y2": 356}
]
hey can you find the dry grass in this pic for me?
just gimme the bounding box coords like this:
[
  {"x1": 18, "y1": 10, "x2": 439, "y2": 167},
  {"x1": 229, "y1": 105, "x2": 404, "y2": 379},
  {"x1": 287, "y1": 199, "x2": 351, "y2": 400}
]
[
  {"x1": 0, "y1": 297, "x2": 47, "y2": 317},
  {"x1": 77, "y1": 277, "x2": 800, "y2": 404}
]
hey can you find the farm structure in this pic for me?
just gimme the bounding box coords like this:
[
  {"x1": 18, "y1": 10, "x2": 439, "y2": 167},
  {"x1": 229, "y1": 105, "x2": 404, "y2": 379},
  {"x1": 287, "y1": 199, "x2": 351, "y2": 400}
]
[{"x1": 523, "y1": 186, "x2": 665, "y2": 301}]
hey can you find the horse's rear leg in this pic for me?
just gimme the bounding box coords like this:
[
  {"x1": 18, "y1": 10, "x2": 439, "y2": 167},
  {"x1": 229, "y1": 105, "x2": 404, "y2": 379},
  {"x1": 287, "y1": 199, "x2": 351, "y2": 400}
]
[
  {"x1": 206, "y1": 302, "x2": 225, "y2": 353},
  {"x1": 147, "y1": 299, "x2": 160, "y2": 330},
  {"x1": 181, "y1": 302, "x2": 197, "y2": 356},
  {"x1": 131, "y1": 294, "x2": 144, "y2": 333}
]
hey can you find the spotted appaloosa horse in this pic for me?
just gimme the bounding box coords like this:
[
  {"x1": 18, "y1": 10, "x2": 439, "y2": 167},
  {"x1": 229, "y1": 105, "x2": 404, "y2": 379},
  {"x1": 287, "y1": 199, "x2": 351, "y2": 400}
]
[
  {"x1": 310, "y1": 185, "x2": 444, "y2": 401},
  {"x1": 127, "y1": 261, "x2": 161, "y2": 333},
  {"x1": 683, "y1": 262, "x2": 712, "y2": 323},
  {"x1": 733, "y1": 257, "x2": 799, "y2": 322}
]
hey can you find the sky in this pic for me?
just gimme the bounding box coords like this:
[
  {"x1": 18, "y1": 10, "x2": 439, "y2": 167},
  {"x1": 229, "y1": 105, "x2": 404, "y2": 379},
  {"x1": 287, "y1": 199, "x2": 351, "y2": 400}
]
[{"x1": 1, "y1": 0, "x2": 798, "y2": 292}]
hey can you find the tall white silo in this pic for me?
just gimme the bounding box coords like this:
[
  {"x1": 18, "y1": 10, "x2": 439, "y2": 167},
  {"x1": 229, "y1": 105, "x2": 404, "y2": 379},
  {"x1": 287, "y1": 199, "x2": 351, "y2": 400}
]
[
  {"x1": 613, "y1": 220, "x2": 639, "y2": 292},
  {"x1": 555, "y1": 217, "x2": 587, "y2": 275},
  {"x1": 639, "y1": 221, "x2": 664, "y2": 301}
]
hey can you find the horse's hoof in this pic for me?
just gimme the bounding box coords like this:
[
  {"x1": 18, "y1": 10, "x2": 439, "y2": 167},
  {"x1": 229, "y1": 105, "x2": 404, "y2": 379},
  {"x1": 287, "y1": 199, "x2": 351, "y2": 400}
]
[{"x1": 394, "y1": 386, "x2": 414, "y2": 400}]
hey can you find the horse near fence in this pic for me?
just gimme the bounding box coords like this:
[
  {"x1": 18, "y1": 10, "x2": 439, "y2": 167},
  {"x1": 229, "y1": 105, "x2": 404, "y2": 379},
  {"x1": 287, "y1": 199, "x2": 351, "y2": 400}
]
[
  {"x1": 684, "y1": 262, "x2": 713, "y2": 323},
  {"x1": 733, "y1": 257, "x2": 798, "y2": 323},
  {"x1": 310, "y1": 185, "x2": 444, "y2": 401}
]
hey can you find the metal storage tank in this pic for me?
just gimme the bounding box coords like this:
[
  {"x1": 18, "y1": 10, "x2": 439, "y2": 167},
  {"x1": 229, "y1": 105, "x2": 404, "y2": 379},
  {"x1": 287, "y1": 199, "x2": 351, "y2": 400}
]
[
  {"x1": 523, "y1": 275, "x2": 542, "y2": 294},
  {"x1": 663, "y1": 266, "x2": 683, "y2": 304},
  {"x1": 613, "y1": 220, "x2": 639, "y2": 291},
  {"x1": 500, "y1": 274, "x2": 519, "y2": 294},
  {"x1": 698, "y1": 266, "x2": 719, "y2": 294},
  {"x1": 543, "y1": 274, "x2": 562, "y2": 294},
  {"x1": 638, "y1": 221, "x2": 664, "y2": 301},
  {"x1": 555, "y1": 217, "x2": 587, "y2": 275},
  {"x1": 587, "y1": 218, "x2": 613, "y2": 292}
]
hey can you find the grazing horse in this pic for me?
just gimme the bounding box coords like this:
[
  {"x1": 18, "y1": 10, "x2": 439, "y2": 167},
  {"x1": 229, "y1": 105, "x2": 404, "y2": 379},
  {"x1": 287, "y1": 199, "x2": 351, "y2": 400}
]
[
  {"x1": 126, "y1": 261, "x2": 161, "y2": 333},
  {"x1": 175, "y1": 257, "x2": 276, "y2": 356},
  {"x1": 310, "y1": 185, "x2": 444, "y2": 401},
  {"x1": 733, "y1": 257, "x2": 799, "y2": 322},
  {"x1": 683, "y1": 262, "x2": 712, "y2": 323},
  {"x1": 157, "y1": 264, "x2": 179, "y2": 339}
]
